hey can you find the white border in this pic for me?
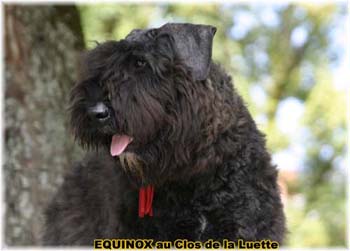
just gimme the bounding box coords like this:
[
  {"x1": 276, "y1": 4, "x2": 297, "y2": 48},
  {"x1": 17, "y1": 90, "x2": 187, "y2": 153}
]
[
  {"x1": 0, "y1": 3, "x2": 4, "y2": 251},
  {"x1": 0, "y1": 1, "x2": 349, "y2": 251},
  {"x1": 346, "y1": 1, "x2": 350, "y2": 249},
  {"x1": 1, "y1": 0, "x2": 349, "y2": 4}
]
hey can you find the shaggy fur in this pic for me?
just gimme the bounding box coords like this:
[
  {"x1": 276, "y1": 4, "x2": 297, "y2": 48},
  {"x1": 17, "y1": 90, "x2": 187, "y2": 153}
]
[{"x1": 43, "y1": 23, "x2": 285, "y2": 246}]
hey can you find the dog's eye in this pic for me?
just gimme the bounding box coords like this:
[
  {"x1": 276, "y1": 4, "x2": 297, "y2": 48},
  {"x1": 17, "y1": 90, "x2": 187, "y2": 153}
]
[{"x1": 135, "y1": 59, "x2": 147, "y2": 68}]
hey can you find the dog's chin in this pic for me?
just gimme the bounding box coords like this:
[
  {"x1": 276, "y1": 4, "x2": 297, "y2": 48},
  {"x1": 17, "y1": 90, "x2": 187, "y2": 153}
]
[{"x1": 119, "y1": 152, "x2": 144, "y2": 176}]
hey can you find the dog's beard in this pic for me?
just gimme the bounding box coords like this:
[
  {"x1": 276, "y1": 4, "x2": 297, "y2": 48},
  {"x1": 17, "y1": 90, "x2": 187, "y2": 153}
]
[{"x1": 119, "y1": 152, "x2": 145, "y2": 182}]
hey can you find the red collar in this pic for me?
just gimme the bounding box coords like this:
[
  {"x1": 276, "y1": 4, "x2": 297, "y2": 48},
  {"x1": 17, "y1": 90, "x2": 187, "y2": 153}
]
[{"x1": 138, "y1": 185, "x2": 154, "y2": 217}]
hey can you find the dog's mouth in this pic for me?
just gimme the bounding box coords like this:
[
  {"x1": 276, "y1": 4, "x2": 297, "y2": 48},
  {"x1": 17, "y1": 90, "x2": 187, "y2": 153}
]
[{"x1": 110, "y1": 134, "x2": 134, "y2": 156}]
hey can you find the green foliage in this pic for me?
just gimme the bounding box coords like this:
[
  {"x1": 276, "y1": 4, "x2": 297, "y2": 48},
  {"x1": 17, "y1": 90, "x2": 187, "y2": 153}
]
[
  {"x1": 299, "y1": 67, "x2": 347, "y2": 246},
  {"x1": 78, "y1": 3, "x2": 347, "y2": 247},
  {"x1": 79, "y1": 4, "x2": 157, "y2": 47},
  {"x1": 286, "y1": 200, "x2": 331, "y2": 247}
]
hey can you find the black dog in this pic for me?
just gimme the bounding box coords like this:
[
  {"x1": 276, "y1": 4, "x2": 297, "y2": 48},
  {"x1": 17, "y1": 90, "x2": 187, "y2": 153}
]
[{"x1": 43, "y1": 23, "x2": 285, "y2": 246}]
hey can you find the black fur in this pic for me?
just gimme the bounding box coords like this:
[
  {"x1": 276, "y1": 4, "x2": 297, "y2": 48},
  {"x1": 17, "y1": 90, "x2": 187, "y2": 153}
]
[{"x1": 43, "y1": 23, "x2": 285, "y2": 246}]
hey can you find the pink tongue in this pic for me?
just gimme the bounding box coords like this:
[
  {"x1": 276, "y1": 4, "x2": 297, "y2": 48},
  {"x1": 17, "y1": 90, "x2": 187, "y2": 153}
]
[{"x1": 110, "y1": 135, "x2": 132, "y2": 156}]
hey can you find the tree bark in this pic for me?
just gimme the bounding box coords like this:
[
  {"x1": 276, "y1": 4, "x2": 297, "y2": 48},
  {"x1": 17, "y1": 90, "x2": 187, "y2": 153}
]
[{"x1": 5, "y1": 5, "x2": 84, "y2": 245}]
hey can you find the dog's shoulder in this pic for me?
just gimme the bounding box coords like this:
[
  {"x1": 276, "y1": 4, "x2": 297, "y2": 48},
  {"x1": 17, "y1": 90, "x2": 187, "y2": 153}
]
[
  {"x1": 46, "y1": 150, "x2": 128, "y2": 213},
  {"x1": 65, "y1": 151, "x2": 127, "y2": 194}
]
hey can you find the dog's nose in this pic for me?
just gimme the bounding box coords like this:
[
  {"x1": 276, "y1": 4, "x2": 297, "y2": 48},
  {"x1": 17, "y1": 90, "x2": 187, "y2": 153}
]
[{"x1": 88, "y1": 102, "x2": 110, "y2": 122}]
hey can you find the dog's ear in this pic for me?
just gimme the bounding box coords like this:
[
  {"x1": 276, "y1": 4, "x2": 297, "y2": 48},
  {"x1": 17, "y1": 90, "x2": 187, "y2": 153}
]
[
  {"x1": 154, "y1": 33, "x2": 176, "y2": 60},
  {"x1": 126, "y1": 28, "x2": 158, "y2": 43},
  {"x1": 159, "y1": 23, "x2": 217, "y2": 81}
]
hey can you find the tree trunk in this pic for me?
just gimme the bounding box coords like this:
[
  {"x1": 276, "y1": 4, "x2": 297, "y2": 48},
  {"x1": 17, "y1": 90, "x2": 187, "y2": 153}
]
[{"x1": 4, "y1": 5, "x2": 84, "y2": 245}]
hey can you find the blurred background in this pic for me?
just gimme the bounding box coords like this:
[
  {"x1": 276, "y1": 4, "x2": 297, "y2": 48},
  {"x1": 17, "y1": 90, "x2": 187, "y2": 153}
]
[{"x1": 4, "y1": 2, "x2": 348, "y2": 247}]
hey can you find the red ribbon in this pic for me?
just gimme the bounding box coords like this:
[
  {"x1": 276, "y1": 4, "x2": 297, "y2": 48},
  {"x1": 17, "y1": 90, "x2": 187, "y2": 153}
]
[{"x1": 139, "y1": 185, "x2": 154, "y2": 218}]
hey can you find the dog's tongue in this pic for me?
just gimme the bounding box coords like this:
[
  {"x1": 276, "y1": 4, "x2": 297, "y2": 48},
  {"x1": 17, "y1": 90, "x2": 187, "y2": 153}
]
[{"x1": 110, "y1": 135, "x2": 132, "y2": 156}]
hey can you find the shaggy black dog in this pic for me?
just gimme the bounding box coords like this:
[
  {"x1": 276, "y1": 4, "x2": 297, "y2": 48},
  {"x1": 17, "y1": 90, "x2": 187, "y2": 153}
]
[{"x1": 43, "y1": 23, "x2": 285, "y2": 246}]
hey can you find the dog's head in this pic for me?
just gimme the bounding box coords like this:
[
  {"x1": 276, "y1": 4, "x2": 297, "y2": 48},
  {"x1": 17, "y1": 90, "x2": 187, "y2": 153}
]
[{"x1": 70, "y1": 23, "x2": 221, "y2": 184}]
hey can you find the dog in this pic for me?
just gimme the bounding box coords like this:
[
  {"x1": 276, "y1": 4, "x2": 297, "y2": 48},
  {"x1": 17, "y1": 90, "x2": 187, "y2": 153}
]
[{"x1": 43, "y1": 23, "x2": 286, "y2": 246}]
